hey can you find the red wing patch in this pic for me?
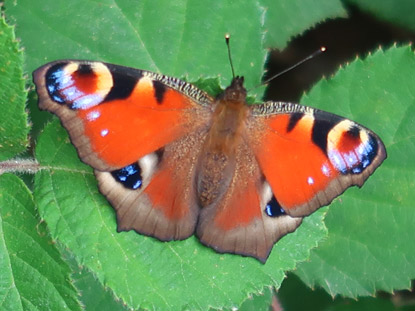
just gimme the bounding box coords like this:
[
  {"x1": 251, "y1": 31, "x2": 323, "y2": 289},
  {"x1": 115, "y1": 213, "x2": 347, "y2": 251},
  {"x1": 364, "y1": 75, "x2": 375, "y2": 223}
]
[{"x1": 77, "y1": 82, "x2": 203, "y2": 168}]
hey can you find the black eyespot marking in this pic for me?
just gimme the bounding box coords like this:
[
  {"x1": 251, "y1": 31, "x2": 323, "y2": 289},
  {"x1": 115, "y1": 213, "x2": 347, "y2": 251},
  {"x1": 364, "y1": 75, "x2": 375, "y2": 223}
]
[
  {"x1": 111, "y1": 163, "x2": 143, "y2": 190},
  {"x1": 287, "y1": 112, "x2": 304, "y2": 132},
  {"x1": 45, "y1": 62, "x2": 68, "y2": 104},
  {"x1": 104, "y1": 64, "x2": 141, "y2": 102},
  {"x1": 265, "y1": 196, "x2": 286, "y2": 217},
  {"x1": 347, "y1": 125, "x2": 360, "y2": 137},
  {"x1": 312, "y1": 111, "x2": 342, "y2": 153},
  {"x1": 77, "y1": 64, "x2": 93, "y2": 75},
  {"x1": 153, "y1": 80, "x2": 167, "y2": 104}
]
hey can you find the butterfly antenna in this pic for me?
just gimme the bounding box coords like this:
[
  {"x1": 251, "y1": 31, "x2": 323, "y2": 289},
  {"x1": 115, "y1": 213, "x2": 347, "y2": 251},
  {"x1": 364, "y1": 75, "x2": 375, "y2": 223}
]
[
  {"x1": 250, "y1": 46, "x2": 326, "y2": 91},
  {"x1": 225, "y1": 34, "x2": 236, "y2": 79}
]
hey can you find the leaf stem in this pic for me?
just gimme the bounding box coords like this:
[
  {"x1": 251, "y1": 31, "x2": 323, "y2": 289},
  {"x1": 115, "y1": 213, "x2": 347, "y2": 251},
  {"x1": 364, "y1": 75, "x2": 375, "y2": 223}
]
[{"x1": 0, "y1": 158, "x2": 40, "y2": 174}]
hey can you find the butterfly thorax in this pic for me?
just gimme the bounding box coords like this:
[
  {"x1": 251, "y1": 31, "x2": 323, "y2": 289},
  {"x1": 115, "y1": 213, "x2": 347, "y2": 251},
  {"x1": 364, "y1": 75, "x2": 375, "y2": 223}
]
[{"x1": 196, "y1": 77, "x2": 249, "y2": 207}]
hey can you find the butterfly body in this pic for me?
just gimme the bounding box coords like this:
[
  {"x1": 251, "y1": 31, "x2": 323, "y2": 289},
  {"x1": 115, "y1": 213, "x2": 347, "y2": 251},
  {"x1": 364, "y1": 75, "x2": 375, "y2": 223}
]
[
  {"x1": 196, "y1": 77, "x2": 249, "y2": 207},
  {"x1": 33, "y1": 60, "x2": 386, "y2": 262}
]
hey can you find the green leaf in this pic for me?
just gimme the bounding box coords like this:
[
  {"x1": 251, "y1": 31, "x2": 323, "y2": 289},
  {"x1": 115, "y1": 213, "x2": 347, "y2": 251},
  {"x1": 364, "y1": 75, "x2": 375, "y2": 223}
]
[
  {"x1": 278, "y1": 273, "x2": 333, "y2": 311},
  {"x1": 0, "y1": 15, "x2": 29, "y2": 161},
  {"x1": 34, "y1": 121, "x2": 326, "y2": 311},
  {"x1": 345, "y1": 0, "x2": 415, "y2": 32},
  {"x1": 213, "y1": 288, "x2": 273, "y2": 311},
  {"x1": 278, "y1": 273, "x2": 398, "y2": 311},
  {"x1": 5, "y1": 0, "x2": 267, "y2": 96},
  {"x1": 262, "y1": 0, "x2": 347, "y2": 49},
  {"x1": 67, "y1": 253, "x2": 129, "y2": 311},
  {"x1": 296, "y1": 45, "x2": 415, "y2": 297},
  {"x1": 6, "y1": 0, "x2": 412, "y2": 309},
  {"x1": 0, "y1": 174, "x2": 82, "y2": 311},
  {"x1": 237, "y1": 289, "x2": 273, "y2": 311}
]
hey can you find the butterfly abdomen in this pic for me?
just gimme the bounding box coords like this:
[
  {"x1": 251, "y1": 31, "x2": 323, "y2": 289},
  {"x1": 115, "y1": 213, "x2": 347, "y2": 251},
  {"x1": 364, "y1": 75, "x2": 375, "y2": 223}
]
[{"x1": 196, "y1": 77, "x2": 250, "y2": 207}]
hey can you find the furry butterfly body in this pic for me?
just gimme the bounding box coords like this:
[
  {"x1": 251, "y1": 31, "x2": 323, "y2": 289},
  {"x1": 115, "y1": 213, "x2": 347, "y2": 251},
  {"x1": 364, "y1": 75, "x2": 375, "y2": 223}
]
[{"x1": 33, "y1": 61, "x2": 386, "y2": 262}]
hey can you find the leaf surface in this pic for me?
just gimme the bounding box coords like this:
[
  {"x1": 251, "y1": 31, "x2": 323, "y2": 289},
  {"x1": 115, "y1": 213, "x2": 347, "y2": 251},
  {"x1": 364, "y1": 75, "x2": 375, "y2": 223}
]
[
  {"x1": 0, "y1": 174, "x2": 82, "y2": 311},
  {"x1": 296, "y1": 45, "x2": 415, "y2": 297},
  {"x1": 263, "y1": 0, "x2": 347, "y2": 48},
  {"x1": 0, "y1": 16, "x2": 28, "y2": 161},
  {"x1": 345, "y1": 0, "x2": 415, "y2": 32}
]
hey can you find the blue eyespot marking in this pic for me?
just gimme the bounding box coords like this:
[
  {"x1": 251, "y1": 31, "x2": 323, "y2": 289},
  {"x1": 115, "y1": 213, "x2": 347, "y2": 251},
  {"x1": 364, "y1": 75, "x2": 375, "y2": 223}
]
[
  {"x1": 111, "y1": 163, "x2": 143, "y2": 190},
  {"x1": 265, "y1": 196, "x2": 286, "y2": 217}
]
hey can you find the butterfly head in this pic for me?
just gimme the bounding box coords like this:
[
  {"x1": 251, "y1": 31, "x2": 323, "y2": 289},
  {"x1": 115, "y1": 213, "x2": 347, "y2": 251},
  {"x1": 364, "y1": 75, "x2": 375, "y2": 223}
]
[{"x1": 218, "y1": 76, "x2": 247, "y2": 104}]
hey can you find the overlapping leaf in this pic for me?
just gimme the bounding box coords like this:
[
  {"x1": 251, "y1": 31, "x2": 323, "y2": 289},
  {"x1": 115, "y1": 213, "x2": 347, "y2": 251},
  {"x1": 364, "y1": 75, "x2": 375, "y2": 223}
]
[{"x1": 0, "y1": 16, "x2": 28, "y2": 161}]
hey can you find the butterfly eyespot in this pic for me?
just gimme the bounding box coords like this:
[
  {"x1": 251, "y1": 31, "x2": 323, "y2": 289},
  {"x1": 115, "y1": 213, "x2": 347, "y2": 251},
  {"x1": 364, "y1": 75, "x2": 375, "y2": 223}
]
[
  {"x1": 111, "y1": 163, "x2": 143, "y2": 190},
  {"x1": 265, "y1": 196, "x2": 286, "y2": 217},
  {"x1": 44, "y1": 62, "x2": 114, "y2": 110},
  {"x1": 327, "y1": 124, "x2": 380, "y2": 175}
]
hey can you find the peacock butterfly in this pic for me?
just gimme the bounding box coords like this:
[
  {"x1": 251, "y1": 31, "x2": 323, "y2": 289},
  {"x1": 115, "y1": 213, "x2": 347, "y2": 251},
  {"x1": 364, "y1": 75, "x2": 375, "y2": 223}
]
[{"x1": 33, "y1": 50, "x2": 386, "y2": 262}]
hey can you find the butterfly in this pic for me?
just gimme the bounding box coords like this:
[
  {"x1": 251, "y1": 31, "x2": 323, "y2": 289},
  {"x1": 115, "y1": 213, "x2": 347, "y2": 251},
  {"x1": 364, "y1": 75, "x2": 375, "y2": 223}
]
[{"x1": 33, "y1": 59, "x2": 386, "y2": 262}]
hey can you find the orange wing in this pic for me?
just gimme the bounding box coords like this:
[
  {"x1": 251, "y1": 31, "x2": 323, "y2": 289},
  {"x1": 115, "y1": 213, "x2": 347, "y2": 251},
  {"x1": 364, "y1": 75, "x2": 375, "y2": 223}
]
[
  {"x1": 33, "y1": 61, "x2": 213, "y2": 171},
  {"x1": 33, "y1": 60, "x2": 213, "y2": 241},
  {"x1": 248, "y1": 101, "x2": 387, "y2": 217}
]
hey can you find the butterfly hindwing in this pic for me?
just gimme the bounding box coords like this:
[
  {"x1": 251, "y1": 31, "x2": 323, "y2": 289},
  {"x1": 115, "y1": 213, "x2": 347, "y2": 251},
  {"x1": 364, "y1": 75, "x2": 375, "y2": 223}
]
[
  {"x1": 95, "y1": 129, "x2": 208, "y2": 241},
  {"x1": 196, "y1": 140, "x2": 303, "y2": 262},
  {"x1": 248, "y1": 101, "x2": 387, "y2": 217},
  {"x1": 33, "y1": 60, "x2": 213, "y2": 171}
]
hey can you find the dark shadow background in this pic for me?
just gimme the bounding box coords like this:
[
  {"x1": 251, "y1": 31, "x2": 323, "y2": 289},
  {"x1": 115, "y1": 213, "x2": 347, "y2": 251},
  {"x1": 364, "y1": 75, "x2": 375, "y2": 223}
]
[{"x1": 264, "y1": 3, "x2": 415, "y2": 103}]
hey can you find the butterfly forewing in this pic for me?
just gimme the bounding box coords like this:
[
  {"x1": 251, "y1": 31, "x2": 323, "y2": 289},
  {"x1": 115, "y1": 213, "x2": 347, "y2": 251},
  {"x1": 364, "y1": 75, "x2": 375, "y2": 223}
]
[
  {"x1": 248, "y1": 101, "x2": 386, "y2": 217},
  {"x1": 33, "y1": 61, "x2": 213, "y2": 171}
]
